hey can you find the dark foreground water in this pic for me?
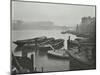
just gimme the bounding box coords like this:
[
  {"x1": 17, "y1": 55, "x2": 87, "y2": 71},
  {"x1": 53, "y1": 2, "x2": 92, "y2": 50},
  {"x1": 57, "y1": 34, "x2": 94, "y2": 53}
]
[{"x1": 12, "y1": 30, "x2": 78, "y2": 72}]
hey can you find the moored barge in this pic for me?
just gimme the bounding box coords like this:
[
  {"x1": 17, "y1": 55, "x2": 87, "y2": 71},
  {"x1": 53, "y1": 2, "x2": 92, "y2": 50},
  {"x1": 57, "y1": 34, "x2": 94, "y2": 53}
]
[{"x1": 13, "y1": 36, "x2": 64, "y2": 51}]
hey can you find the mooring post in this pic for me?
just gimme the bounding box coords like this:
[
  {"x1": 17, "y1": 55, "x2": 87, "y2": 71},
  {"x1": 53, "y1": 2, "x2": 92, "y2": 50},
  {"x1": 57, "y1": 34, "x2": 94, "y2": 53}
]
[
  {"x1": 41, "y1": 67, "x2": 43, "y2": 72},
  {"x1": 35, "y1": 39, "x2": 38, "y2": 55},
  {"x1": 92, "y1": 47, "x2": 96, "y2": 66},
  {"x1": 31, "y1": 53, "x2": 35, "y2": 72},
  {"x1": 34, "y1": 67, "x2": 37, "y2": 71}
]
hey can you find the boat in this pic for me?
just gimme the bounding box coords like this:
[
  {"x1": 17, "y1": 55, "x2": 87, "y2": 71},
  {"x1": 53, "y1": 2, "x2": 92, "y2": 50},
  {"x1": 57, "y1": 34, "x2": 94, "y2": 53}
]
[
  {"x1": 38, "y1": 44, "x2": 53, "y2": 51},
  {"x1": 14, "y1": 36, "x2": 64, "y2": 51},
  {"x1": 14, "y1": 37, "x2": 55, "y2": 51},
  {"x1": 61, "y1": 31, "x2": 67, "y2": 34},
  {"x1": 13, "y1": 36, "x2": 54, "y2": 46},
  {"x1": 47, "y1": 49, "x2": 69, "y2": 59},
  {"x1": 76, "y1": 33, "x2": 90, "y2": 38},
  {"x1": 49, "y1": 39, "x2": 64, "y2": 49},
  {"x1": 36, "y1": 39, "x2": 64, "y2": 51}
]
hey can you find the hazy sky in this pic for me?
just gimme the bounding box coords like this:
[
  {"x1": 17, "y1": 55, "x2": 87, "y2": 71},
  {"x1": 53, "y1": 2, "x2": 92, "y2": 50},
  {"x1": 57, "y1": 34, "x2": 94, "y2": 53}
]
[{"x1": 12, "y1": 1, "x2": 95, "y2": 26}]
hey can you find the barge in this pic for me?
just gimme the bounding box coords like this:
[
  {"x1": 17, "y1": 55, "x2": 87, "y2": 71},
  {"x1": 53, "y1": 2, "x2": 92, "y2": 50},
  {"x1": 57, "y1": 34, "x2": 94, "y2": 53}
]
[
  {"x1": 13, "y1": 36, "x2": 64, "y2": 51},
  {"x1": 13, "y1": 36, "x2": 51, "y2": 46},
  {"x1": 61, "y1": 31, "x2": 67, "y2": 34}
]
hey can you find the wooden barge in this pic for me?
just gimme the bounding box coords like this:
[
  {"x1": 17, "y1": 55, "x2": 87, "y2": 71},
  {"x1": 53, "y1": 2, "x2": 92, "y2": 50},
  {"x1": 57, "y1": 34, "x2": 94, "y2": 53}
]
[{"x1": 13, "y1": 36, "x2": 64, "y2": 51}]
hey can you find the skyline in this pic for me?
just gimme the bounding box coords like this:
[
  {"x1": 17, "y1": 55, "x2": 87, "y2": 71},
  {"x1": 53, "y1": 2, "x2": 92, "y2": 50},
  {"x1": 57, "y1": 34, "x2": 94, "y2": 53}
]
[{"x1": 12, "y1": 1, "x2": 95, "y2": 26}]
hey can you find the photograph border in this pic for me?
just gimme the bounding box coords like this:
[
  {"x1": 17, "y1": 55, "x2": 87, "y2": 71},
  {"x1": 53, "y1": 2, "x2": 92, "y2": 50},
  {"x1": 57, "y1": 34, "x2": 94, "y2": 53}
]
[{"x1": 10, "y1": 0, "x2": 96, "y2": 74}]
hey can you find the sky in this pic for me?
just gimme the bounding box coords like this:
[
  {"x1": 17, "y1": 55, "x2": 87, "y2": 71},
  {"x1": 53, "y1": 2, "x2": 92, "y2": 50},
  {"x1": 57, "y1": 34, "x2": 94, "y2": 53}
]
[{"x1": 12, "y1": 1, "x2": 95, "y2": 27}]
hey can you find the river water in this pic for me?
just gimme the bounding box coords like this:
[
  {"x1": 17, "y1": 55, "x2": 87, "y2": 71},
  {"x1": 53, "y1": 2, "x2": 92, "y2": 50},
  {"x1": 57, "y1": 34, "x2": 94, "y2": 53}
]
[{"x1": 11, "y1": 30, "x2": 77, "y2": 72}]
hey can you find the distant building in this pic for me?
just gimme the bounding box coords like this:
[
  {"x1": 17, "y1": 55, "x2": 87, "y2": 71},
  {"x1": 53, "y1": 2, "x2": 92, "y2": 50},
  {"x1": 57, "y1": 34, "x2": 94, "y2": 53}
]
[{"x1": 78, "y1": 16, "x2": 96, "y2": 35}]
